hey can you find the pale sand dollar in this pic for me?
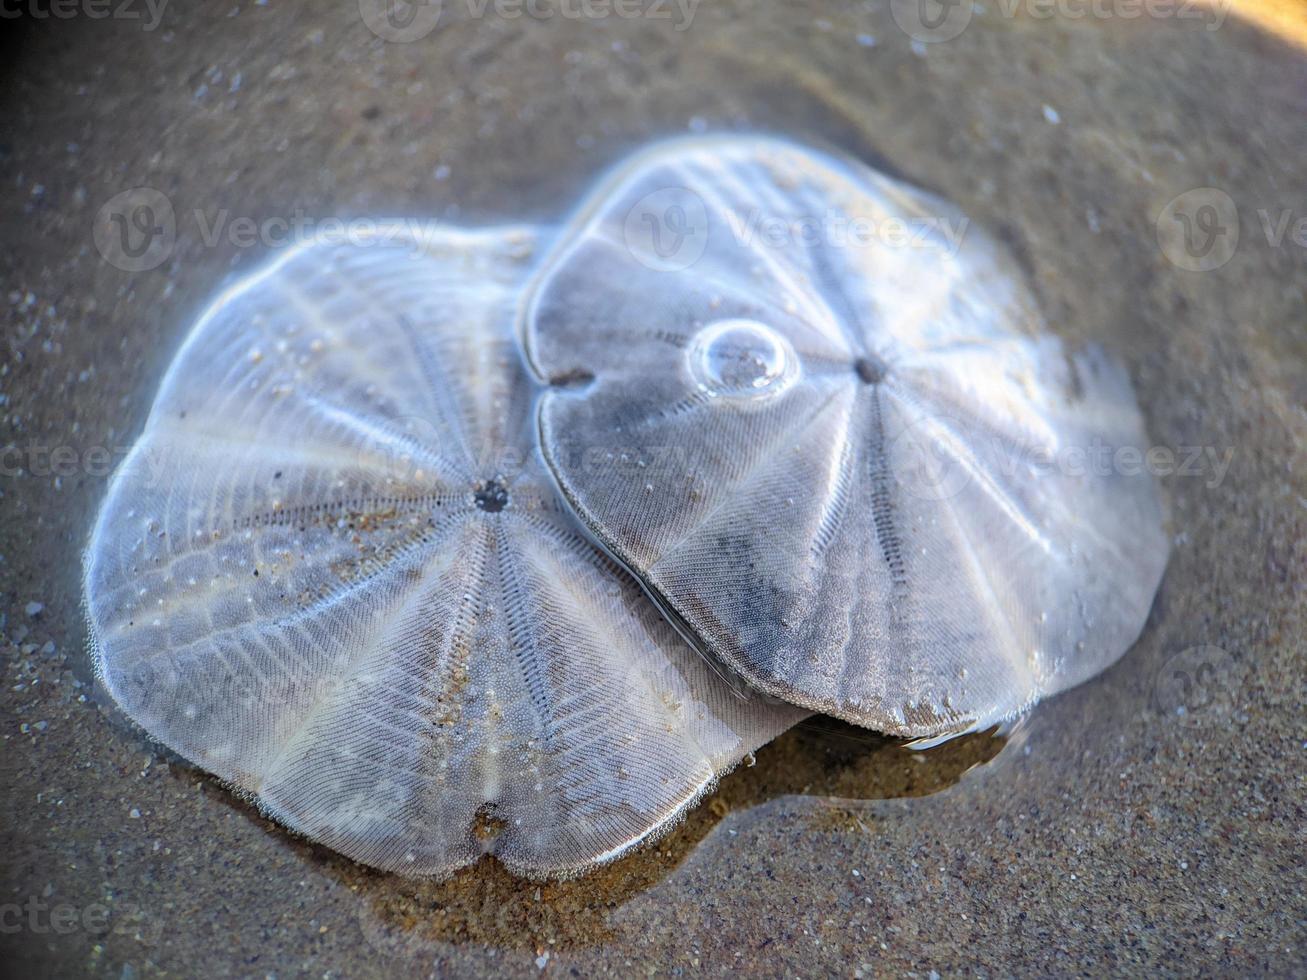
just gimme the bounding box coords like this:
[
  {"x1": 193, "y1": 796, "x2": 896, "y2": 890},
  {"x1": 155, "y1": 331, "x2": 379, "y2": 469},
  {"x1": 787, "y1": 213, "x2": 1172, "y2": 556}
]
[
  {"x1": 522, "y1": 136, "x2": 1170, "y2": 738},
  {"x1": 84, "y1": 224, "x2": 805, "y2": 879}
]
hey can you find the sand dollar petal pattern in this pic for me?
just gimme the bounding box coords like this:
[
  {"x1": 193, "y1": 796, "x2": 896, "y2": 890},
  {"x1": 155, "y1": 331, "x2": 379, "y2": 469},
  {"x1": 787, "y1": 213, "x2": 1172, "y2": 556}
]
[
  {"x1": 522, "y1": 137, "x2": 1169, "y2": 738},
  {"x1": 84, "y1": 224, "x2": 805, "y2": 879}
]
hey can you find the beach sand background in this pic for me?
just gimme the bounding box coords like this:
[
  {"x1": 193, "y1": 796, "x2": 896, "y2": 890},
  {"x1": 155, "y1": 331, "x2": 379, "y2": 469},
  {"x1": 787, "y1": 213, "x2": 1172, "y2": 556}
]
[{"x1": 1, "y1": 1, "x2": 1303, "y2": 974}]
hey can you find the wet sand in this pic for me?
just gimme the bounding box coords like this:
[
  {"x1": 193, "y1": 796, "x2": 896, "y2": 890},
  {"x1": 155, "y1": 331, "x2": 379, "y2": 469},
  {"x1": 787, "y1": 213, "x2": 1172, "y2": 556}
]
[{"x1": 1, "y1": 1, "x2": 1304, "y2": 975}]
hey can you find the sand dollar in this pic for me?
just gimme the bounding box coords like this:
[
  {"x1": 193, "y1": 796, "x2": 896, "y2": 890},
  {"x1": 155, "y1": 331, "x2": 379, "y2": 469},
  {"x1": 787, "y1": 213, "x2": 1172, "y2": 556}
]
[
  {"x1": 522, "y1": 136, "x2": 1170, "y2": 738},
  {"x1": 84, "y1": 224, "x2": 804, "y2": 878}
]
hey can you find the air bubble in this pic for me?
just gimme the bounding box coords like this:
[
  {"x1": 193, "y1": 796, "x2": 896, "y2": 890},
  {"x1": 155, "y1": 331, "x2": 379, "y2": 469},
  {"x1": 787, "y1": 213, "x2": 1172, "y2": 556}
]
[{"x1": 686, "y1": 319, "x2": 798, "y2": 399}]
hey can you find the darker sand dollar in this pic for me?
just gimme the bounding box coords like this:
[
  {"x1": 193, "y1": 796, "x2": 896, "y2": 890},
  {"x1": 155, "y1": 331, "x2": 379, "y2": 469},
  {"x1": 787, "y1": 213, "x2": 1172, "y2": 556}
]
[
  {"x1": 83, "y1": 225, "x2": 805, "y2": 879},
  {"x1": 521, "y1": 136, "x2": 1170, "y2": 738}
]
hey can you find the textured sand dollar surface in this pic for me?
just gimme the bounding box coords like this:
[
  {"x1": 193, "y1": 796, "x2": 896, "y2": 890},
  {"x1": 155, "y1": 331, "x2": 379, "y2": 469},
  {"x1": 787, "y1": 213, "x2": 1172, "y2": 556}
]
[
  {"x1": 522, "y1": 136, "x2": 1170, "y2": 738},
  {"x1": 83, "y1": 225, "x2": 805, "y2": 878}
]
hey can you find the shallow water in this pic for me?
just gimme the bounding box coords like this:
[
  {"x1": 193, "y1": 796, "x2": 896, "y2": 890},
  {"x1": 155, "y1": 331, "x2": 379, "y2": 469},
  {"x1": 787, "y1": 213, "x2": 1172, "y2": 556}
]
[{"x1": 1, "y1": 2, "x2": 1304, "y2": 976}]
